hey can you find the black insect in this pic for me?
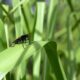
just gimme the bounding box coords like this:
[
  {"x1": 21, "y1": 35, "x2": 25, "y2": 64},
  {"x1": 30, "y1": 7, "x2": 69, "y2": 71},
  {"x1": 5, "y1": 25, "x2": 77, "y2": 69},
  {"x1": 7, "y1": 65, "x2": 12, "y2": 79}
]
[{"x1": 11, "y1": 34, "x2": 30, "y2": 46}]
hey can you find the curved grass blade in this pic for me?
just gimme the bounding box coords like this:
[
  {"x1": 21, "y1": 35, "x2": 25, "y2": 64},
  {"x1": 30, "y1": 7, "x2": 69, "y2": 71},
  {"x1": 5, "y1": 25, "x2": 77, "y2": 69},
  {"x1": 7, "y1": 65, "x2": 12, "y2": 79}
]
[{"x1": 44, "y1": 41, "x2": 67, "y2": 80}]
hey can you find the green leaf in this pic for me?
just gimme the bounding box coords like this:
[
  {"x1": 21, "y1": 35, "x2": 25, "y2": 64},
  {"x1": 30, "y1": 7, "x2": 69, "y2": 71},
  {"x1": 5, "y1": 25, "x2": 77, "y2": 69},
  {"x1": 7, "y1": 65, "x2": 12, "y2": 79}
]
[
  {"x1": 0, "y1": 41, "x2": 47, "y2": 79},
  {"x1": 44, "y1": 41, "x2": 67, "y2": 80},
  {"x1": 0, "y1": 45, "x2": 24, "y2": 73},
  {"x1": 33, "y1": 50, "x2": 41, "y2": 80},
  {"x1": 12, "y1": 0, "x2": 24, "y2": 37},
  {"x1": 47, "y1": 0, "x2": 59, "y2": 40},
  {"x1": 34, "y1": 2, "x2": 45, "y2": 41},
  {"x1": 33, "y1": 2, "x2": 45, "y2": 80},
  {"x1": 76, "y1": 47, "x2": 80, "y2": 63}
]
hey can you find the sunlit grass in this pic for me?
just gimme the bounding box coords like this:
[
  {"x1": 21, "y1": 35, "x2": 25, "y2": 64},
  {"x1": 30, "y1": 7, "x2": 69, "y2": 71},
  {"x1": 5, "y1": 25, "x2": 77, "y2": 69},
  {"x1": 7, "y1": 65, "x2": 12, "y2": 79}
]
[{"x1": 0, "y1": 0, "x2": 80, "y2": 80}]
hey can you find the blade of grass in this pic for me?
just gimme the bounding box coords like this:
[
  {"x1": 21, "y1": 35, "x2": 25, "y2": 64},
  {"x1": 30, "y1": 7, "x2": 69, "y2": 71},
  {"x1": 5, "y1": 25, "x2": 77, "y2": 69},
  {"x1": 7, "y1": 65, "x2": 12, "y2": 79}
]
[
  {"x1": 47, "y1": 0, "x2": 59, "y2": 40},
  {"x1": 12, "y1": 0, "x2": 24, "y2": 37},
  {"x1": 0, "y1": 41, "x2": 48, "y2": 80},
  {"x1": 33, "y1": 2, "x2": 45, "y2": 41},
  {"x1": 33, "y1": 2, "x2": 45, "y2": 80},
  {"x1": 66, "y1": 14, "x2": 76, "y2": 80},
  {"x1": 33, "y1": 50, "x2": 41, "y2": 80},
  {"x1": 44, "y1": 41, "x2": 67, "y2": 80},
  {"x1": 4, "y1": 23, "x2": 9, "y2": 48}
]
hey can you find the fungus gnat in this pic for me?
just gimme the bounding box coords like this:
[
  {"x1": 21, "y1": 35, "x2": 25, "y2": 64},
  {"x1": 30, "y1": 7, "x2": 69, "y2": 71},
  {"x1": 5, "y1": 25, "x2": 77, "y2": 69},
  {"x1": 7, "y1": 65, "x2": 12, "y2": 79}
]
[{"x1": 10, "y1": 34, "x2": 30, "y2": 47}]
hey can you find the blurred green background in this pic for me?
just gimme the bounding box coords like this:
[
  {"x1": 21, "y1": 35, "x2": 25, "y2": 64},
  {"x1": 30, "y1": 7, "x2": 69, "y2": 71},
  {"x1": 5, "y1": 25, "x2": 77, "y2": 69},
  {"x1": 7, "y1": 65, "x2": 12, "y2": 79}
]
[{"x1": 0, "y1": 0, "x2": 80, "y2": 80}]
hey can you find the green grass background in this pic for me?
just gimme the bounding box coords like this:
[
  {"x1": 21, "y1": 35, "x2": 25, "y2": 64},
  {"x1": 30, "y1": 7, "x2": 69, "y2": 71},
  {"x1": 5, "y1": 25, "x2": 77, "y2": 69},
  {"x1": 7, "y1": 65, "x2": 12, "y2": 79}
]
[{"x1": 0, "y1": 0, "x2": 80, "y2": 80}]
